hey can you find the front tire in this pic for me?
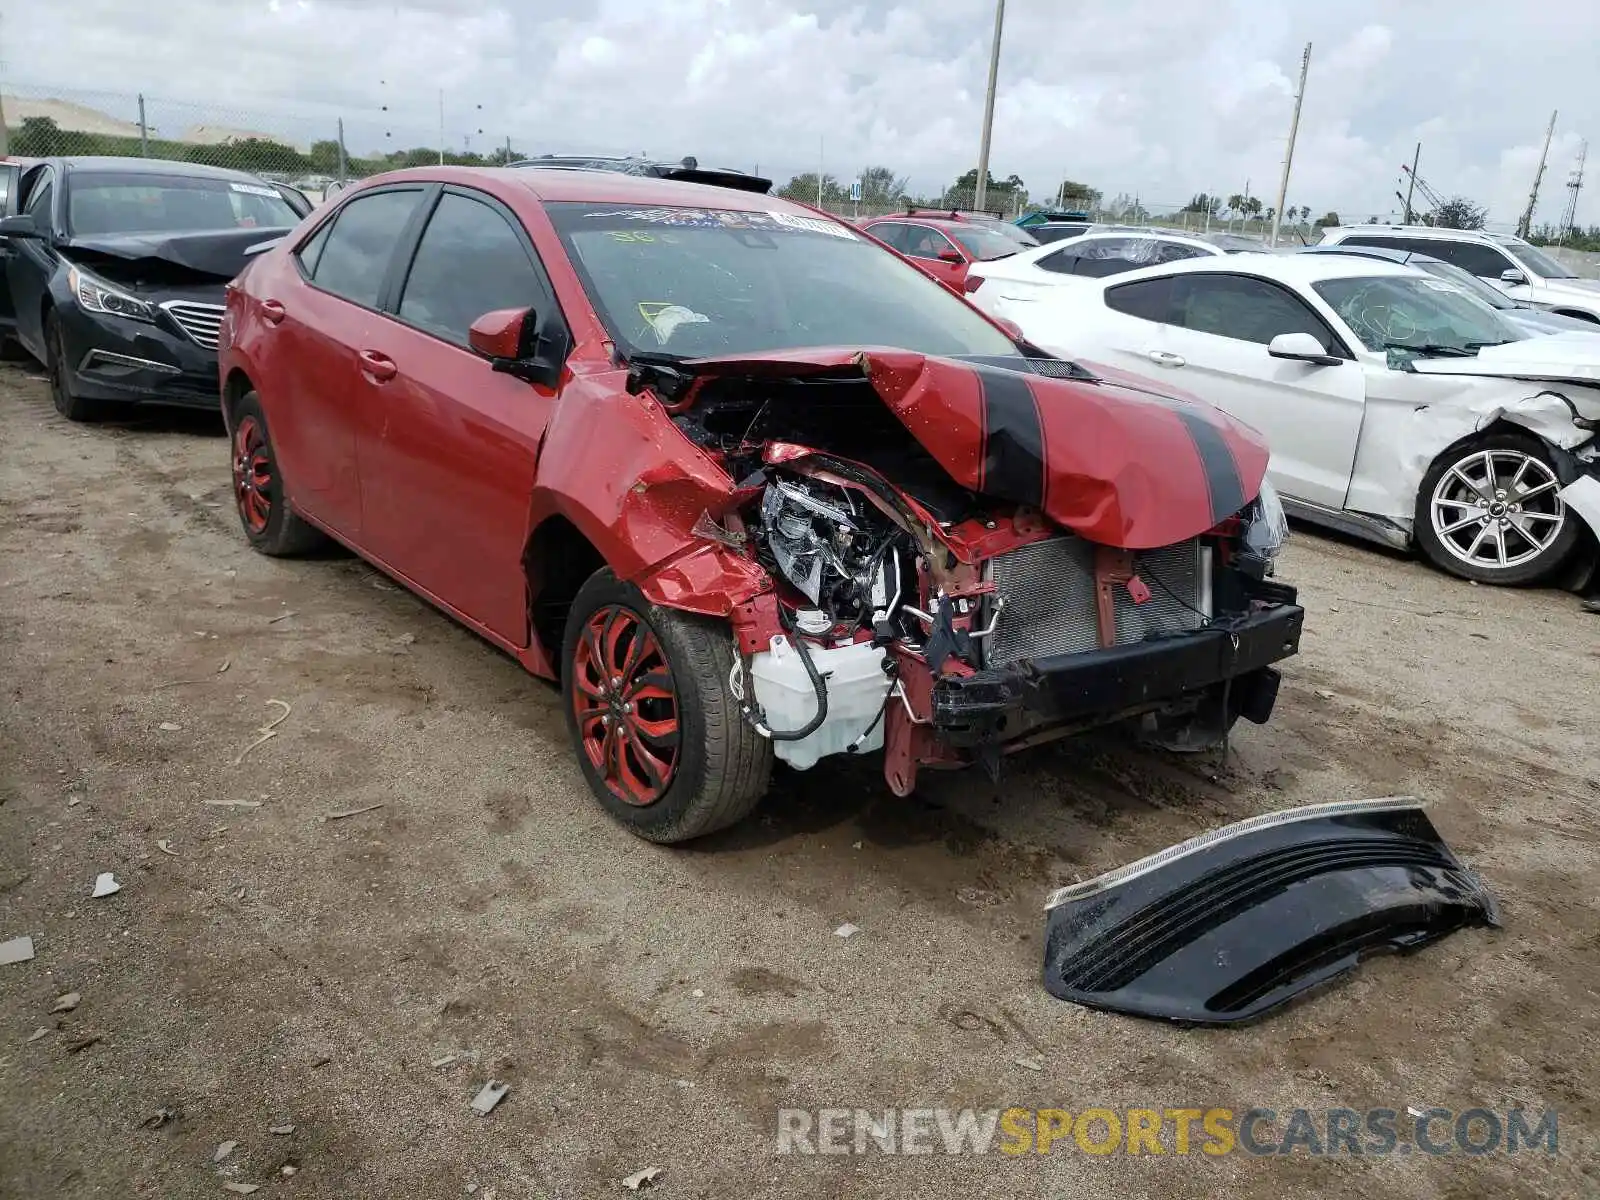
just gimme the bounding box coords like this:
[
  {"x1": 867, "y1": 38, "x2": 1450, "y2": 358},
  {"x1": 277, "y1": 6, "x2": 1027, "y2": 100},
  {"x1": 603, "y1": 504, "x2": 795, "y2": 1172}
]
[
  {"x1": 1415, "y1": 433, "x2": 1580, "y2": 585},
  {"x1": 561, "y1": 569, "x2": 772, "y2": 843},
  {"x1": 45, "y1": 310, "x2": 114, "y2": 422},
  {"x1": 230, "y1": 390, "x2": 327, "y2": 556}
]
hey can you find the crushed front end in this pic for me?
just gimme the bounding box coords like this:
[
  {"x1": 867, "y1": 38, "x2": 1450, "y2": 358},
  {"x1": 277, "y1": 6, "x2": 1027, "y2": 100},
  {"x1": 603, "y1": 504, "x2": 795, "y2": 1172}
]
[{"x1": 635, "y1": 349, "x2": 1305, "y2": 795}]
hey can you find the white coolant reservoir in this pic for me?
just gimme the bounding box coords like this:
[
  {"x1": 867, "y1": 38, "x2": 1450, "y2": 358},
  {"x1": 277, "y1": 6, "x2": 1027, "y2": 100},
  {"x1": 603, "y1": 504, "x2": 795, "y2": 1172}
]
[{"x1": 747, "y1": 635, "x2": 892, "y2": 770}]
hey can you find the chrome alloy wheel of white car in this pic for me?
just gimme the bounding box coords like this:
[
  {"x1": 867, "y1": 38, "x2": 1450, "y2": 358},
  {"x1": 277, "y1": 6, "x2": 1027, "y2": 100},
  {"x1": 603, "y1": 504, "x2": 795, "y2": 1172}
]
[{"x1": 1429, "y1": 448, "x2": 1567, "y2": 572}]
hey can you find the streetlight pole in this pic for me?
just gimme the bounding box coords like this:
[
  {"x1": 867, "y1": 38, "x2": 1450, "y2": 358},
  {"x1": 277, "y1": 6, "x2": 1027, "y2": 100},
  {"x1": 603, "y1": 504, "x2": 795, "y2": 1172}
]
[{"x1": 973, "y1": 0, "x2": 1005, "y2": 213}]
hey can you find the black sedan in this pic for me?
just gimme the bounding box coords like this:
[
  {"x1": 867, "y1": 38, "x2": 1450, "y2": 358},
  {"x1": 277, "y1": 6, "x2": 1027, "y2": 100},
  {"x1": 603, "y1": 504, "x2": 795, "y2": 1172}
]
[{"x1": 0, "y1": 156, "x2": 302, "y2": 420}]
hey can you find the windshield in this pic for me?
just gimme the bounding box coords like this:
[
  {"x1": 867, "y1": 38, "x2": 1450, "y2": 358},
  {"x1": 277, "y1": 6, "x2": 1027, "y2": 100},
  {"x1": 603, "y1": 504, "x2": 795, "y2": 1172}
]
[
  {"x1": 1314, "y1": 275, "x2": 1523, "y2": 355},
  {"x1": 972, "y1": 221, "x2": 1039, "y2": 250},
  {"x1": 545, "y1": 202, "x2": 1019, "y2": 360},
  {"x1": 68, "y1": 173, "x2": 301, "y2": 235},
  {"x1": 1411, "y1": 260, "x2": 1516, "y2": 310},
  {"x1": 1504, "y1": 239, "x2": 1578, "y2": 279},
  {"x1": 949, "y1": 225, "x2": 1024, "y2": 260}
]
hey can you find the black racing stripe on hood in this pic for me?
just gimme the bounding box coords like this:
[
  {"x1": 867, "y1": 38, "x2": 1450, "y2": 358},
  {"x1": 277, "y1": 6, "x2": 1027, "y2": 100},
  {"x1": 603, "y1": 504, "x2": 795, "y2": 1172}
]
[
  {"x1": 1173, "y1": 408, "x2": 1245, "y2": 524},
  {"x1": 975, "y1": 366, "x2": 1045, "y2": 507}
]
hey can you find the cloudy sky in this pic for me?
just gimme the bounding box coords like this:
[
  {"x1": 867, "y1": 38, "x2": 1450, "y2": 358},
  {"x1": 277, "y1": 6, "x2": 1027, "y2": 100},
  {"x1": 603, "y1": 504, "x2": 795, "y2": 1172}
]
[{"x1": 10, "y1": 0, "x2": 1600, "y2": 229}]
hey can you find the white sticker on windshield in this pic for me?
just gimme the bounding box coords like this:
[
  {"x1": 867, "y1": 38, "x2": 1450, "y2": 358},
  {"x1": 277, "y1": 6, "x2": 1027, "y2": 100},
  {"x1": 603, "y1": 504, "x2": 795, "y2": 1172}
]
[
  {"x1": 769, "y1": 211, "x2": 856, "y2": 239},
  {"x1": 230, "y1": 182, "x2": 280, "y2": 198}
]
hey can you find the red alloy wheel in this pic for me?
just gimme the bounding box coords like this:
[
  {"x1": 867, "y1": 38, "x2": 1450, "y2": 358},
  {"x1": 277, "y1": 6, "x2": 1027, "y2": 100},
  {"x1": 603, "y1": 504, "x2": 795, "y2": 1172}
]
[
  {"x1": 570, "y1": 604, "x2": 682, "y2": 806},
  {"x1": 232, "y1": 415, "x2": 273, "y2": 534}
]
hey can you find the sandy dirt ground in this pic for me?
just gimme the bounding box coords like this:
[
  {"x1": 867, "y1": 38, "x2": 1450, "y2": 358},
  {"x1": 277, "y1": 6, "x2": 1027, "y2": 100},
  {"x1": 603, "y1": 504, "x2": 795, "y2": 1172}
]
[{"x1": 1, "y1": 362, "x2": 1596, "y2": 1200}]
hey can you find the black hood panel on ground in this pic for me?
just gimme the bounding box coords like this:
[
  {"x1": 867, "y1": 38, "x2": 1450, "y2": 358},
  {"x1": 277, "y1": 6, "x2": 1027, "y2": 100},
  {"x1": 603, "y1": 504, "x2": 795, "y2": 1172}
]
[
  {"x1": 1042, "y1": 798, "x2": 1499, "y2": 1026},
  {"x1": 65, "y1": 226, "x2": 295, "y2": 281}
]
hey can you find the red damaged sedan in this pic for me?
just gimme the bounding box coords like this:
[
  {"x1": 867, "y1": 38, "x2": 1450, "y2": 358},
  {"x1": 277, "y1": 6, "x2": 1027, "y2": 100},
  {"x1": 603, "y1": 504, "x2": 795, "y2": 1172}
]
[{"x1": 219, "y1": 168, "x2": 1303, "y2": 842}]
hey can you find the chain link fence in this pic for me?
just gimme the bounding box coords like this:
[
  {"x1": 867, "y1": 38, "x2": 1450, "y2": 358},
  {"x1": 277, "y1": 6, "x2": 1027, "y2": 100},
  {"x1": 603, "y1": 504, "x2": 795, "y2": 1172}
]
[
  {"x1": 0, "y1": 81, "x2": 533, "y2": 203},
  {"x1": 0, "y1": 80, "x2": 1409, "y2": 240}
]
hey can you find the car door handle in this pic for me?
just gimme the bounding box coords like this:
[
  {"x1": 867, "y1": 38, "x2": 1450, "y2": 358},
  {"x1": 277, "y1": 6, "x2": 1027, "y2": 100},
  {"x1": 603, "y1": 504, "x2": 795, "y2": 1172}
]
[
  {"x1": 358, "y1": 349, "x2": 397, "y2": 383},
  {"x1": 260, "y1": 299, "x2": 286, "y2": 326},
  {"x1": 1146, "y1": 350, "x2": 1186, "y2": 368}
]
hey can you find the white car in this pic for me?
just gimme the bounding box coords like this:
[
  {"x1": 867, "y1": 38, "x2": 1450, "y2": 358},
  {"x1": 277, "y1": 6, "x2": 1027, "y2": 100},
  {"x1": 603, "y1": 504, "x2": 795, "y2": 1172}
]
[
  {"x1": 1318, "y1": 225, "x2": 1600, "y2": 325},
  {"x1": 997, "y1": 253, "x2": 1600, "y2": 586},
  {"x1": 964, "y1": 230, "x2": 1230, "y2": 307}
]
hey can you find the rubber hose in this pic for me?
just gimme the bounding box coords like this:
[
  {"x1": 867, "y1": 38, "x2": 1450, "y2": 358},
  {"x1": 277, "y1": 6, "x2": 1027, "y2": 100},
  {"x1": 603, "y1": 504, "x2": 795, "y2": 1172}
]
[{"x1": 755, "y1": 607, "x2": 830, "y2": 742}]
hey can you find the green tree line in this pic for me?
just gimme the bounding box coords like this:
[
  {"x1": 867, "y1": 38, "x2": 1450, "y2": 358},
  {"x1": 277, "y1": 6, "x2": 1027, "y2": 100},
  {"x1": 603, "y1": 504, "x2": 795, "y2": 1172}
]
[{"x1": 8, "y1": 116, "x2": 520, "y2": 178}]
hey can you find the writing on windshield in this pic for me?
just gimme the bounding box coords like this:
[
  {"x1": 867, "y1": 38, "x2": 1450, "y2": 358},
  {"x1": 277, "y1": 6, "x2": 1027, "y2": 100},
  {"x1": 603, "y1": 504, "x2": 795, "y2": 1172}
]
[{"x1": 544, "y1": 202, "x2": 1017, "y2": 360}]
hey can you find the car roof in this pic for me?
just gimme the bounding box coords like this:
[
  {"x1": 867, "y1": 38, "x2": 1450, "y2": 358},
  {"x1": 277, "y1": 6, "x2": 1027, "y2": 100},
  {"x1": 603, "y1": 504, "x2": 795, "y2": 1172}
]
[
  {"x1": 1106, "y1": 252, "x2": 1418, "y2": 285},
  {"x1": 1322, "y1": 224, "x2": 1514, "y2": 245},
  {"x1": 360, "y1": 165, "x2": 829, "y2": 215},
  {"x1": 1071, "y1": 228, "x2": 1220, "y2": 248},
  {"x1": 867, "y1": 214, "x2": 980, "y2": 232},
  {"x1": 1302, "y1": 244, "x2": 1446, "y2": 266},
  {"x1": 53, "y1": 156, "x2": 274, "y2": 183}
]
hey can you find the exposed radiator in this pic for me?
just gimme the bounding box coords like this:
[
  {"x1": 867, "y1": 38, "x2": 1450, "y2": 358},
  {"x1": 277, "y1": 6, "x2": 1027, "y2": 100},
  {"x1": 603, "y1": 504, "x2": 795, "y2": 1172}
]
[{"x1": 982, "y1": 536, "x2": 1209, "y2": 668}]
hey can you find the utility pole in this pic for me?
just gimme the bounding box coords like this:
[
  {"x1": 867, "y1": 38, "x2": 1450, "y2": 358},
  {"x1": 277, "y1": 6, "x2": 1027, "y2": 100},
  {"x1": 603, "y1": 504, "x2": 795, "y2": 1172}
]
[
  {"x1": 504, "y1": 134, "x2": 512, "y2": 164},
  {"x1": 138, "y1": 94, "x2": 148, "y2": 156},
  {"x1": 1557, "y1": 141, "x2": 1587, "y2": 248},
  {"x1": 437, "y1": 89, "x2": 445, "y2": 166},
  {"x1": 973, "y1": 0, "x2": 1005, "y2": 212},
  {"x1": 336, "y1": 118, "x2": 348, "y2": 182},
  {"x1": 1270, "y1": 42, "x2": 1311, "y2": 247},
  {"x1": 816, "y1": 137, "x2": 824, "y2": 208},
  {"x1": 1518, "y1": 109, "x2": 1557, "y2": 239},
  {"x1": 1403, "y1": 142, "x2": 1421, "y2": 223}
]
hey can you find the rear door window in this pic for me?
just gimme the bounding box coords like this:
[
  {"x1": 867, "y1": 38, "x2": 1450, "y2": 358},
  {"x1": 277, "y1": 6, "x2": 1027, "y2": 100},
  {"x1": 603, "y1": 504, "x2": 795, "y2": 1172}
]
[
  {"x1": 23, "y1": 173, "x2": 53, "y2": 223},
  {"x1": 1428, "y1": 240, "x2": 1517, "y2": 278},
  {"x1": 900, "y1": 224, "x2": 960, "y2": 261},
  {"x1": 867, "y1": 221, "x2": 910, "y2": 251},
  {"x1": 308, "y1": 189, "x2": 424, "y2": 307}
]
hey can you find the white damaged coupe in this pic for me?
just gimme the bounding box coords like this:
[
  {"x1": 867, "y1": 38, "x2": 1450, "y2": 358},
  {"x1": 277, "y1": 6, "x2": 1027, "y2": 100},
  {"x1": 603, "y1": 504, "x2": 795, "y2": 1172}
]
[{"x1": 989, "y1": 254, "x2": 1600, "y2": 586}]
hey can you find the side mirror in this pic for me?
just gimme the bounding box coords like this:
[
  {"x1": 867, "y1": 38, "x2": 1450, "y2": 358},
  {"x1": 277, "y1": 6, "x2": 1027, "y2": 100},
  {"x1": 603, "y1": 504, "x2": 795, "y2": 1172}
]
[
  {"x1": 1500, "y1": 267, "x2": 1528, "y2": 285},
  {"x1": 0, "y1": 213, "x2": 42, "y2": 240},
  {"x1": 469, "y1": 306, "x2": 564, "y2": 388},
  {"x1": 1268, "y1": 332, "x2": 1342, "y2": 366},
  {"x1": 937, "y1": 248, "x2": 964, "y2": 263},
  {"x1": 992, "y1": 316, "x2": 1025, "y2": 341}
]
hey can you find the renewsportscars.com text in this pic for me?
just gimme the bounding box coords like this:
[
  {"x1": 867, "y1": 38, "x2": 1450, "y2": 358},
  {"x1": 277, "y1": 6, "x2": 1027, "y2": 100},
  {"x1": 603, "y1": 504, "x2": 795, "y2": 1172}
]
[{"x1": 775, "y1": 1107, "x2": 1559, "y2": 1157}]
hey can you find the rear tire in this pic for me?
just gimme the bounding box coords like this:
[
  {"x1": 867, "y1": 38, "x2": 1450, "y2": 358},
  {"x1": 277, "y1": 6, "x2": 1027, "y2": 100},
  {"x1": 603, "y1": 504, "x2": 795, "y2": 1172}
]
[
  {"x1": 45, "y1": 310, "x2": 114, "y2": 422},
  {"x1": 561, "y1": 569, "x2": 772, "y2": 843},
  {"x1": 230, "y1": 390, "x2": 328, "y2": 557},
  {"x1": 1414, "y1": 432, "x2": 1580, "y2": 585}
]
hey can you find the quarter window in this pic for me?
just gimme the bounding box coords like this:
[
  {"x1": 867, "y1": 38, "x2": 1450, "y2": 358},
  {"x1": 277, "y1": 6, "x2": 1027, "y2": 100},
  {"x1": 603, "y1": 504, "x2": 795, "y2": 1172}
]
[
  {"x1": 308, "y1": 189, "x2": 422, "y2": 307},
  {"x1": 1105, "y1": 277, "x2": 1174, "y2": 322},
  {"x1": 1170, "y1": 275, "x2": 1341, "y2": 353},
  {"x1": 398, "y1": 192, "x2": 544, "y2": 346}
]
